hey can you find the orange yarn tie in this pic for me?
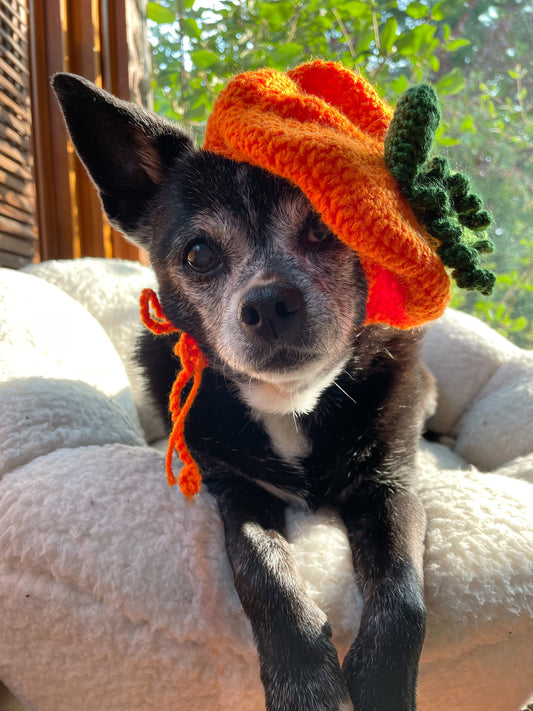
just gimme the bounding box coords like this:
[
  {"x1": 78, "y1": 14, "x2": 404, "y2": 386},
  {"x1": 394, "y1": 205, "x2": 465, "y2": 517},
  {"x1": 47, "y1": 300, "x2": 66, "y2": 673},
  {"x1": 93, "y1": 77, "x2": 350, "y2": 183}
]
[{"x1": 139, "y1": 288, "x2": 208, "y2": 497}]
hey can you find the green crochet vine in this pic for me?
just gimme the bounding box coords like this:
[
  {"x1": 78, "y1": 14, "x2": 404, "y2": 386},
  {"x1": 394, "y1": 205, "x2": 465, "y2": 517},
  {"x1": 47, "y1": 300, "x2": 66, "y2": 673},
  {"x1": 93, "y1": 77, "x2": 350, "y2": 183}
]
[{"x1": 384, "y1": 84, "x2": 496, "y2": 296}]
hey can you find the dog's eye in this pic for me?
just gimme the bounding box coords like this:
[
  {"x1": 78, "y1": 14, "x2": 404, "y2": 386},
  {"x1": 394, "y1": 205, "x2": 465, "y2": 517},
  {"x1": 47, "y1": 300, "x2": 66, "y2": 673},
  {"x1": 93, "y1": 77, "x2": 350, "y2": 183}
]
[
  {"x1": 185, "y1": 241, "x2": 220, "y2": 274},
  {"x1": 306, "y1": 217, "x2": 333, "y2": 245}
]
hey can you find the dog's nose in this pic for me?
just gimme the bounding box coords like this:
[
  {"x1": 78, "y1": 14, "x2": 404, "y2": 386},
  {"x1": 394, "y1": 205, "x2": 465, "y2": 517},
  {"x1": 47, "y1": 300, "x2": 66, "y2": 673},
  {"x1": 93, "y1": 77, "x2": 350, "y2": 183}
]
[{"x1": 238, "y1": 284, "x2": 305, "y2": 341}]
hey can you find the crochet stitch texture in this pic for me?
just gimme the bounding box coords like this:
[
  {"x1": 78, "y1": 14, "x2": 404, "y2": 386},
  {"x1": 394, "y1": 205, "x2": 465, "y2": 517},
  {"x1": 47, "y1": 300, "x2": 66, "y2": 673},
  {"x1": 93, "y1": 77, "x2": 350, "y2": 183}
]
[{"x1": 203, "y1": 60, "x2": 494, "y2": 328}]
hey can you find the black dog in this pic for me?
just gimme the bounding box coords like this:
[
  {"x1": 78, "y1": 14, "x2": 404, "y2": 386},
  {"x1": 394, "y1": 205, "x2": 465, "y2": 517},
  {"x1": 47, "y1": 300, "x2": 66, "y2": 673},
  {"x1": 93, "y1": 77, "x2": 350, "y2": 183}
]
[{"x1": 53, "y1": 73, "x2": 429, "y2": 711}]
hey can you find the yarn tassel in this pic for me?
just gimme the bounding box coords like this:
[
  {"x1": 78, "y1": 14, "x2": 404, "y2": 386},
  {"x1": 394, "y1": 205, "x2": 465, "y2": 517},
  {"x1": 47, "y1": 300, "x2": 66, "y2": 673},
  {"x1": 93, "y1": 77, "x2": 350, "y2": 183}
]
[{"x1": 139, "y1": 288, "x2": 208, "y2": 496}]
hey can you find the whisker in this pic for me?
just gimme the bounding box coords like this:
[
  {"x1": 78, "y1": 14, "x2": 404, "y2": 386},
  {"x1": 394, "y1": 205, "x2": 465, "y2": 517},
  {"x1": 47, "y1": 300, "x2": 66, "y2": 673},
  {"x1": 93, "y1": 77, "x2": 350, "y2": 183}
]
[
  {"x1": 291, "y1": 403, "x2": 299, "y2": 433},
  {"x1": 334, "y1": 381, "x2": 357, "y2": 405}
]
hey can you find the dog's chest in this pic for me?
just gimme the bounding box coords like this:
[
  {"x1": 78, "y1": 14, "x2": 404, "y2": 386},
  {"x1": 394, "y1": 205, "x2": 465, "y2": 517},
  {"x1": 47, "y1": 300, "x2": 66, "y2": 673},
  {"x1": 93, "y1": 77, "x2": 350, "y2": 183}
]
[
  {"x1": 254, "y1": 411, "x2": 311, "y2": 463},
  {"x1": 189, "y1": 364, "x2": 395, "y2": 506},
  {"x1": 249, "y1": 410, "x2": 315, "y2": 506}
]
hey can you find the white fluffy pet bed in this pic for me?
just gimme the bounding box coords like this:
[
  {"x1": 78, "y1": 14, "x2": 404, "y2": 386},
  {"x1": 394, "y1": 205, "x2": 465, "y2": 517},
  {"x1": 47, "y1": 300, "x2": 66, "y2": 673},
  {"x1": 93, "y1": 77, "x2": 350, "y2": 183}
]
[{"x1": 1, "y1": 257, "x2": 532, "y2": 711}]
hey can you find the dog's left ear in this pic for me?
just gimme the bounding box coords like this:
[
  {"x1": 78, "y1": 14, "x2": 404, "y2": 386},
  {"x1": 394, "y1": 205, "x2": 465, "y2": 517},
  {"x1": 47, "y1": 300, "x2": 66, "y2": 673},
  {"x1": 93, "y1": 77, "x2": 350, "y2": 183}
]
[{"x1": 52, "y1": 73, "x2": 195, "y2": 243}]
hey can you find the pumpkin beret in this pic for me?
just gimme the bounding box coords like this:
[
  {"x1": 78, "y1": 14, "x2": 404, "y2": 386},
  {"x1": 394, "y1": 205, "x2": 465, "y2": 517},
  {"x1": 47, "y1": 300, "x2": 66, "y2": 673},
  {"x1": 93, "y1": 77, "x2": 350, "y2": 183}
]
[{"x1": 203, "y1": 60, "x2": 494, "y2": 329}]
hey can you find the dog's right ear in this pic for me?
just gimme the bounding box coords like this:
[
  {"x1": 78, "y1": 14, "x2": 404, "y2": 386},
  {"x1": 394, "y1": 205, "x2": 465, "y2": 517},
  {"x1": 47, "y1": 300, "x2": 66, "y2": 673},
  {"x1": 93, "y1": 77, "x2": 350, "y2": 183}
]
[{"x1": 52, "y1": 73, "x2": 195, "y2": 244}]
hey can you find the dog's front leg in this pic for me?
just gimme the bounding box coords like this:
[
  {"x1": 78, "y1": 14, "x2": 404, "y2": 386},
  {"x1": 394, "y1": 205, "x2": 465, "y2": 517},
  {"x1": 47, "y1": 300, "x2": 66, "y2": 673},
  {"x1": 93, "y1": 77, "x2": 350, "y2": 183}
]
[
  {"x1": 213, "y1": 479, "x2": 352, "y2": 711},
  {"x1": 341, "y1": 481, "x2": 426, "y2": 711}
]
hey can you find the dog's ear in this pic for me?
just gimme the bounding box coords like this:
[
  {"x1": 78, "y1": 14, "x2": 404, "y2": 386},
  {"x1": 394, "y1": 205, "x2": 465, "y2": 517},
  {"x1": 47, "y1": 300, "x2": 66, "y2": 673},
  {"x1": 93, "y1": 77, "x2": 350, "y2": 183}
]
[{"x1": 51, "y1": 73, "x2": 194, "y2": 244}]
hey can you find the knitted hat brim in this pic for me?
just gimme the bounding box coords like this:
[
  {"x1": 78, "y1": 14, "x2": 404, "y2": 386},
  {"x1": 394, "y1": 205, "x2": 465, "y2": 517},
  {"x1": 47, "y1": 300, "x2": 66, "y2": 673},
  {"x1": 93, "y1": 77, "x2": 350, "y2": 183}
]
[{"x1": 203, "y1": 61, "x2": 451, "y2": 329}]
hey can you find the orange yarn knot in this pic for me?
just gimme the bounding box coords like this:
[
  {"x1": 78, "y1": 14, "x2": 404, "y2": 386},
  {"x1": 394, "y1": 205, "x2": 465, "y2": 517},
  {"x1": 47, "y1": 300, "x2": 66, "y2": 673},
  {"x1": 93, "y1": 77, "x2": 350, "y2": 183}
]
[{"x1": 139, "y1": 288, "x2": 208, "y2": 497}]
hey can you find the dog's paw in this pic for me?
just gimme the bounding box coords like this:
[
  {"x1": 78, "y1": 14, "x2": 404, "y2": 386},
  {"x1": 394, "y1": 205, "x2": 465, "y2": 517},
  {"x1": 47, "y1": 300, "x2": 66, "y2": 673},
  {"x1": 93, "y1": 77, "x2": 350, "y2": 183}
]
[
  {"x1": 262, "y1": 631, "x2": 351, "y2": 711},
  {"x1": 342, "y1": 638, "x2": 417, "y2": 711},
  {"x1": 266, "y1": 684, "x2": 352, "y2": 711}
]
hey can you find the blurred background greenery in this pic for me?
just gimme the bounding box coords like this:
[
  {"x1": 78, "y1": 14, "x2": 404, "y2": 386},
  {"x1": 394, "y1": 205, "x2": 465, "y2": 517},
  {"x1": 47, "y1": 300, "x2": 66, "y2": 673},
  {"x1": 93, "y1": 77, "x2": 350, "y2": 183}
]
[{"x1": 147, "y1": 0, "x2": 532, "y2": 347}]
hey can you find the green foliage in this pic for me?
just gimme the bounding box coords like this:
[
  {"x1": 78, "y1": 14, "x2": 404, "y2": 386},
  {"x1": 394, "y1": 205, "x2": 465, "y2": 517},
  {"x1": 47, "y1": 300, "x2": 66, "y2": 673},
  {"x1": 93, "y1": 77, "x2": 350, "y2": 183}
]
[{"x1": 147, "y1": 0, "x2": 533, "y2": 349}]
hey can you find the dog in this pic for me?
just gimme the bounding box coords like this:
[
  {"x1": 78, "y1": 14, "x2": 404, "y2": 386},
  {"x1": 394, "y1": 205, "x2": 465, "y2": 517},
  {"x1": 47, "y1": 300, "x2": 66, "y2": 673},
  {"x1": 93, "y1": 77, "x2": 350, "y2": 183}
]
[{"x1": 53, "y1": 72, "x2": 429, "y2": 711}]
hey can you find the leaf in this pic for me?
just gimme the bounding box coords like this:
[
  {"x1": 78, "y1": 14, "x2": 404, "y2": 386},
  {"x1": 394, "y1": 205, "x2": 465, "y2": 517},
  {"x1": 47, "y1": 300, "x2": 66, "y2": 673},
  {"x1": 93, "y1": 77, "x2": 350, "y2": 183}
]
[
  {"x1": 380, "y1": 17, "x2": 397, "y2": 53},
  {"x1": 460, "y1": 115, "x2": 476, "y2": 132},
  {"x1": 435, "y1": 68, "x2": 465, "y2": 95},
  {"x1": 188, "y1": 104, "x2": 209, "y2": 121},
  {"x1": 354, "y1": 28, "x2": 374, "y2": 55},
  {"x1": 509, "y1": 316, "x2": 528, "y2": 333},
  {"x1": 433, "y1": 0, "x2": 459, "y2": 23},
  {"x1": 390, "y1": 74, "x2": 409, "y2": 95},
  {"x1": 417, "y1": 24, "x2": 436, "y2": 44},
  {"x1": 395, "y1": 25, "x2": 435, "y2": 56},
  {"x1": 343, "y1": 1, "x2": 370, "y2": 18},
  {"x1": 269, "y1": 42, "x2": 304, "y2": 65},
  {"x1": 445, "y1": 38, "x2": 470, "y2": 52},
  {"x1": 314, "y1": 13, "x2": 334, "y2": 30},
  {"x1": 497, "y1": 274, "x2": 514, "y2": 287},
  {"x1": 432, "y1": 0, "x2": 446, "y2": 21},
  {"x1": 189, "y1": 90, "x2": 211, "y2": 110},
  {"x1": 190, "y1": 49, "x2": 220, "y2": 69},
  {"x1": 405, "y1": 2, "x2": 429, "y2": 19},
  {"x1": 182, "y1": 17, "x2": 202, "y2": 41},
  {"x1": 258, "y1": 0, "x2": 295, "y2": 27},
  {"x1": 428, "y1": 54, "x2": 440, "y2": 72},
  {"x1": 147, "y1": 2, "x2": 176, "y2": 24},
  {"x1": 437, "y1": 136, "x2": 460, "y2": 146}
]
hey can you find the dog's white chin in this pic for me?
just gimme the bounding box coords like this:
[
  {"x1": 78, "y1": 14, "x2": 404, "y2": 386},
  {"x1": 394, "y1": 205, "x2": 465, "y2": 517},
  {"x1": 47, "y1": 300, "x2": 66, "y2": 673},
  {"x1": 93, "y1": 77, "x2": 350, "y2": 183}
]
[{"x1": 237, "y1": 353, "x2": 350, "y2": 416}]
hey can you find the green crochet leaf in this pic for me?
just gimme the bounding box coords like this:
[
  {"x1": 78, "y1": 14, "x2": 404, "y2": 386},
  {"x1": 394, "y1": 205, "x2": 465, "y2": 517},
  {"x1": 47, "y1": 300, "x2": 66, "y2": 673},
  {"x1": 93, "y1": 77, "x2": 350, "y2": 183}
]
[{"x1": 384, "y1": 84, "x2": 495, "y2": 296}]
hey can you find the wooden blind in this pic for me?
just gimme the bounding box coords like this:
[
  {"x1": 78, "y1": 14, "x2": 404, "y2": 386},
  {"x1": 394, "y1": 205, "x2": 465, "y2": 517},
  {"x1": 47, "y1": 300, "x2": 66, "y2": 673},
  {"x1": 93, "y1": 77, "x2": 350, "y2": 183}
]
[
  {"x1": 0, "y1": 0, "x2": 36, "y2": 268},
  {"x1": 28, "y1": 0, "x2": 149, "y2": 264}
]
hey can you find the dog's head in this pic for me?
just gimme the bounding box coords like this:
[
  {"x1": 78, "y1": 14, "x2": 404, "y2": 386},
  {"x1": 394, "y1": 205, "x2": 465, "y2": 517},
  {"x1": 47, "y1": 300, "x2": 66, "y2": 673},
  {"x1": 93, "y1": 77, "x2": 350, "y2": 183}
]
[{"x1": 53, "y1": 74, "x2": 367, "y2": 414}]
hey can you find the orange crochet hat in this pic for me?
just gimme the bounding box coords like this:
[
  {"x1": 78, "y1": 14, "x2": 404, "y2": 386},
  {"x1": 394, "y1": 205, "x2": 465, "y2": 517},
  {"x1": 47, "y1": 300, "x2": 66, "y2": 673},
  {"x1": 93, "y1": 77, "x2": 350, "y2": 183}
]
[{"x1": 203, "y1": 60, "x2": 493, "y2": 328}]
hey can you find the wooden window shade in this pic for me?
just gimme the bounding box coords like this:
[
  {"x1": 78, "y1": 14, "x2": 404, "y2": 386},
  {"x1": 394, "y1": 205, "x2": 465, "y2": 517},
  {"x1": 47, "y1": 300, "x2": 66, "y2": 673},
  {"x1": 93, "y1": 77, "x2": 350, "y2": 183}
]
[
  {"x1": 0, "y1": 0, "x2": 36, "y2": 268},
  {"x1": 28, "y1": 0, "x2": 149, "y2": 264}
]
